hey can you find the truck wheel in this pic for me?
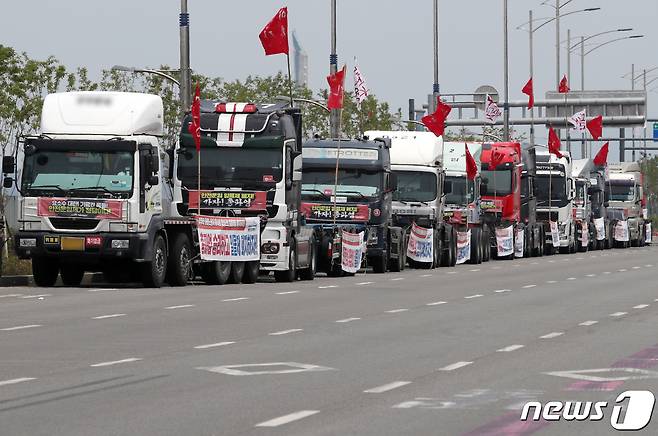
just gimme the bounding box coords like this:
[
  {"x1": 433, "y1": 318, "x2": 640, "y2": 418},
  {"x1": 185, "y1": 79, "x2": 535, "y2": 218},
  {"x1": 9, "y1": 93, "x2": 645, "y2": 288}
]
[
  {"x1": 32, "y1": 257, "x2": 59, "y2": 287},
  {"x1": 141, "y1": 234, "x2": 167, "y2": 288},
  {"x1": 388, "y1": 251, "x2": 404, "y2": 272},
  {"x1": 372, "y1": 255, "x2": 387, "y2": 273},
  {"x1": 228, "y1": 262, "x2": 245, "y2": 284},
  {"x1": 327, "y1": 262, "x2": 344, "y2": 277},
  {"x1": 299, "y1": 241, "x2": 316, "y2": 281},
  {"x1": 470, "y1": 228, "x2": 482, "y2": 264},
  {"x1": 274, "y1": 247, "x2": 297, "y2": 282},
  {"x1": 167, "y1": 233, "x2": 192, "y2": 287},
  {"x1": 200, "y1": 261, "x2": 231, "y2": 285},
  {"x1": 481, "y1": 227, "x2": 491, "y2": 262},
  {"x1": 242, "y1": 261, "x2": 260, "y2": 284},
  {"x1": 60, "y1": 265, "x2": 84, "y2": 287}
]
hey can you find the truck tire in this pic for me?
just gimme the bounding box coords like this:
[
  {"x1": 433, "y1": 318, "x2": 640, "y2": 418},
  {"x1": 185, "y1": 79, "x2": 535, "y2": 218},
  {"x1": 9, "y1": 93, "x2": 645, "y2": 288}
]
[
  {"x1": 469, "y1": 227, "x2": 482, "y2": 264},
  {"x1": 200, "y1": 261, "x2": 231, "y2": 285},
  {"x1": 60, "y1": 265, "x2": 84, "y2": 287},
  {"x1": 32, "y1": 257, "x2": 59, "y2": 287},
  {"x1": 274, "y1": 247, "x2": 297, "y2": 282},
  {"x1": 481, "y1": 227, "x2": 491, "y2": 262},
  {"x1": 167, "y1": 233, "x2": 192, "y2": 287},
  {"x1": 242, "y1": 261, "x2": 260, "y2": 284},
  {"x1": 228, "y1": 262, "x2": 245, "y2": 284},
  {"x1": 327, "y1": 262, "x2": 344, "y2": 277},
  {"x1": 141, "y1": 234, "x2": 167, "y2": 288},
  {"x1": 372, "y1": 254, "x2": 387, "y2": 273},
  {"x1": 32, "y1": 257, "x2": 60, "y2": 287},
  {"x1": 388, "y1": 250, "x2": 405, "y2": 272},
  {"x1": 299, "y1": 241, "x2": 316, "y2": 281}
]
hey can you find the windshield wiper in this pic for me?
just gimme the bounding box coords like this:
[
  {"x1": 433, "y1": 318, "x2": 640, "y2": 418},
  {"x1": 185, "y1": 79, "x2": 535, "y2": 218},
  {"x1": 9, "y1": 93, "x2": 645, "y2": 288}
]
[
  {"x1": 301, "y1": 188, "x2": 330, "y2": 200},
  {"x1": 72, "y1": 186, "x2": 120, "y2": 197},
  {"x1": 26, "y1": 184, "x2": 67, "y2": 195},
  {"x1": 336, "y1": 190, "x2": 370, "y2": 200}
]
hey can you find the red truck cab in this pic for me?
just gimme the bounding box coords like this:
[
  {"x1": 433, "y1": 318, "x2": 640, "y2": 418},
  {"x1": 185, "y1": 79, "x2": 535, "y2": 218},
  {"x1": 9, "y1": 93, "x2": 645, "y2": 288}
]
[{"x1": 479, "y1": 142, "x2": 522, "y2": 226}]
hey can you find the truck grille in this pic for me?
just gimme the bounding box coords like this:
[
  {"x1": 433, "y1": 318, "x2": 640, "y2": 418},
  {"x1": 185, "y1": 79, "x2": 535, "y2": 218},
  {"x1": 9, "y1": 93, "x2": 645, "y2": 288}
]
[
  {"x1": 537, "y1": 211, "x2": 559, "y2": 222},
  {"x1": 49, "y1": 218, "x2": 100, "y2": 230}
]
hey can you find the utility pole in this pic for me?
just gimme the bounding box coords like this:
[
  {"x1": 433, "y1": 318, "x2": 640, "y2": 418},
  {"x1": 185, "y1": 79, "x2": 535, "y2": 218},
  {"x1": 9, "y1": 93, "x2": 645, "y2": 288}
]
[
  {"x1": 329, "y1": 0, "x2": 340, "y2": 139},
  {"x1": 503, "y1": 0, "x2": 510, "y2": 141},
  {"x1": 580, "y1": 36, "x2": 585, "y2": 90},
  {"x1": 555, "y1": 0, "x2": 561, "y2": 90},
  {"x1": 529, "y1": 10, "x2": 535, "y2": 147},
  {"x1": 432, "y1": 0, "x2": 440, "y2": 113},
  {"x1": 179, "y1": 0, "x2": 191, "y2": 113}
]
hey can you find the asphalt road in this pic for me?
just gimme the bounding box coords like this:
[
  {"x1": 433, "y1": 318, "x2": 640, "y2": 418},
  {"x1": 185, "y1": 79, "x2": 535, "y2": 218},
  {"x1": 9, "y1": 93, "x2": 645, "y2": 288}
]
[{"x1": 1, "y1": 246, "x2": 657, "y2": 436}]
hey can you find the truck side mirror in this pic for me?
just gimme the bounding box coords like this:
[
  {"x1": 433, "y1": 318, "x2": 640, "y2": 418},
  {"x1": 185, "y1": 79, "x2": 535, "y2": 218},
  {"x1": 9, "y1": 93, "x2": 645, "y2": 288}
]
[
  {"x1": 387, "y1": 172, "x2": 398, "y2": 192},
  {"x1": 292, "y1": 150, "x2": 302, "y2": 182},
  {"x1": 2, "y1": 156, "x2": 15, "y2": 174},
  {"x1": 3, "y1": 177, "x2": 13, "y2": 188}
]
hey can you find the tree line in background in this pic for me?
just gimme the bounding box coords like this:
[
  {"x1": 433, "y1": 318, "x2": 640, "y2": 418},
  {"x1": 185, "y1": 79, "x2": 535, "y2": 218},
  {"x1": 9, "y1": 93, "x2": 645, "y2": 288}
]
[{"x1": 0, "y1": 44, "x2": 399, "y2": 152}]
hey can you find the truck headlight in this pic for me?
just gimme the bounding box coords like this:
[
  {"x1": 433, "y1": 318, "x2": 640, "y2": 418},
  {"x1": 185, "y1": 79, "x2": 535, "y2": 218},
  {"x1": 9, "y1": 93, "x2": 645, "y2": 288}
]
[
  {"x1": 19, "y1": 238, "x2": 37, "y2": 248},
  {"x1": 111, "y1": 240, "x2": 130, "y2": 249},
  {"x1": 261, "y1": 242, "x2": 280, "y2": 254}
]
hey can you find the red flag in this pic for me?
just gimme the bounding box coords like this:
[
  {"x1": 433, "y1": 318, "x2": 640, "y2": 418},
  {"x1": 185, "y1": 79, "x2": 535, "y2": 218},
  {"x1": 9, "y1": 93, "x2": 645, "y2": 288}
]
[
  {"x1": 327, "y1": 65, "x2": 346, "y2": 110},
  {"x1": 548, "y1": 126, "x2": 563, "y2": 158},
  {"x1": 188, "y1": 84, "x2": 201, "y2": 151},
  {"x1": 421, "y1": 98, "x2": 452, "y2": 137},
  {"x1": 593, "y1": 142, "x2": 609, "y2": 167},
  {"x1": 522, "y1": 77, "x2": 534, "y2": 109},
  {"x1": 586, "y1": 115, "x2": 603, "y2": 140},
  {"x1": 490, "y1": 149, "x2": 505, "y2": 169},
  {"x1": 559, "y1": 75, "x2": 570, "y2": 93},
  {"x1": 259, "y1": 7, "x2": 289, "y2": 56},
  {"x1": 465, "y1": 144, "x2": 477, "y2": 180}
]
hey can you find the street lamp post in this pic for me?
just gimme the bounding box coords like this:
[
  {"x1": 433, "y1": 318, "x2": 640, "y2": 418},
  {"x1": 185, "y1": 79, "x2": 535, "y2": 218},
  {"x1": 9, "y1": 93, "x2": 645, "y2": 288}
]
[
  {"x1": 111, "y1": 66, "x2": 181, "y2": 87},
  {"x1": 433, "y1": 0, "x2": 440, "y2": 113},
  {"x1": 329, "y1": 0, "x2": 340, "y2": 139},
  {"x1": 579, "y1": 35, "x2": 644, "y2": 89},
  {"x1": 179, "y1": 0, "x2": 191, "y2": 113},
  {"x1": 503, "y1": 0, "x2": 510, "y2": 141}
]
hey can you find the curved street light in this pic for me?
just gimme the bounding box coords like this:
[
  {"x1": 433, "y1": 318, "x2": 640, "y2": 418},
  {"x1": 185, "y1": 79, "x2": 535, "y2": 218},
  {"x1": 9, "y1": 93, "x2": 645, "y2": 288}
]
[
  {"x1": 584, "y1": 35, "x2": 644, "y2": 56},
  {"x1": 111, "y1": 65, "x2": 181, "y2": 87},
  {"x1": 274, "y1": 96, "x2": 330, "y2": 113},
  {"x1": 567, "y1": 28, "x2": 633, "y2": 51}
]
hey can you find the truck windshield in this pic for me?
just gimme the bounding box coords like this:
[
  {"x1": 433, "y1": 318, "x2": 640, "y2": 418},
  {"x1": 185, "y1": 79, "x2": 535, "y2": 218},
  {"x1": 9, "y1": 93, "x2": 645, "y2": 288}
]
[
  {"x1": 302, "y1": 168, "x2": 381, "y2": 199},
  {"x1": 609, "y1": 183, "x2": 635, "y2": 201},
  {"x1": 22, "y1": 149, "x2": 133, "y2": 198},
  {"x1": 535, "y1": 175, "x2": 567, "y2": 205},
  {"x1": 393, "y1": 171, "x2": 437, "y2": 202},
  {"x1": 178, "y1": 147, "x2": 283, "y2": 188},
  {"x1": 480, "y1": 170, "x2": 512, "y2": 196},
  {"x1": 443, "y1": 176, "x2": 473, "y2": 205}
]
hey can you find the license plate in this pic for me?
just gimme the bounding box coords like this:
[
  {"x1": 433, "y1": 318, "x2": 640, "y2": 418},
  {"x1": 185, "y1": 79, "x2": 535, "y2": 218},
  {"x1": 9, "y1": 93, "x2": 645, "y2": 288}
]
[
  {"x1": 61, "y1": 237, "x2": 85, "y2": 251},
  {"x1": 44, "y1": 236, "x2": 60, "y2": 245}
]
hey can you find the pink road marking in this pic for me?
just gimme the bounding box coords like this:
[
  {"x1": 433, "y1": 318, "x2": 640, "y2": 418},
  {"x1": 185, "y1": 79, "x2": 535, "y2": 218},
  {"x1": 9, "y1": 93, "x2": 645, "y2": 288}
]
[
  {"x1": 565, "y1": 380, "x2": 624, "y2": 392},
  {"x1": 461, "y1": 411, "x2": 549, "y2": 436}
]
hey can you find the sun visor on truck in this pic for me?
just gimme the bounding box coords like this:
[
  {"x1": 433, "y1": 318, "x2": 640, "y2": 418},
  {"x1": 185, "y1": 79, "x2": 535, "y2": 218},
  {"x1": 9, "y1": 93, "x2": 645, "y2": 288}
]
[
  {"x1": 179, "y1": 133, "x2": 284, "y2": 149},
  {"x1": 25, "y1": 138, "x2": 137, "y2": 153}
]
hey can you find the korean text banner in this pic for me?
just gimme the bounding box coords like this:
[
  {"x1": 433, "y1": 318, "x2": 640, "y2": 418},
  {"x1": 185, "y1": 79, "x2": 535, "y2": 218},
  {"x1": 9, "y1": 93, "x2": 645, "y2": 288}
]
[
  {"x1": 407, "y1": 222, "x2": 434, "y2": 263},
  {"x1": 496, "y1": 226, "x2": 514, "y2": 257},
  {"x1": 456, "y1": 230, "x2": 471, "y2": 265},
  {"x1": 195, "y1": 215, "x2": 260, "y2": 261},
  {"x1": 341, "y1": 230, "x2": 365, "y2": 273},
  {"x1": 38, "y1": 198, "x2": 122, "y2": 219},
  {"x1": 301, "y1": 203, "x2": 369, "y2": 221},
  {"x1": 188, "y1": 190, "x2": 266, "y2": 210}
]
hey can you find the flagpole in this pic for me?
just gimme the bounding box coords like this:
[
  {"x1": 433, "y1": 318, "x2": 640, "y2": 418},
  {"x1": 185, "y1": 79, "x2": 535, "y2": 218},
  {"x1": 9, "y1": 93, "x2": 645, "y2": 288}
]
[
  {"x1": 198, "y1": 146, "x2": 201, "y2": 216},
  {"x1": 286, "y1": 53, "x2": 294, "y2": 107},
  {"x1": 332, "y1": 109, "x2": 343, "y2": 229},
  {"x1": 529, "y1": 10, "x2": 535, "y2": 148}
]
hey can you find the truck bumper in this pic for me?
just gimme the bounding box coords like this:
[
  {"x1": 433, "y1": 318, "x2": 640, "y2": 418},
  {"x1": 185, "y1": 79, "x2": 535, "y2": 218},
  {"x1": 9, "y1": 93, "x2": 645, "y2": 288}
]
[
  {"x1": 259, "y1": 224, "x2": 290, "y2": 271},
  {"x1": 14, "y1": 231, "x2": 150, "y2": 264}
]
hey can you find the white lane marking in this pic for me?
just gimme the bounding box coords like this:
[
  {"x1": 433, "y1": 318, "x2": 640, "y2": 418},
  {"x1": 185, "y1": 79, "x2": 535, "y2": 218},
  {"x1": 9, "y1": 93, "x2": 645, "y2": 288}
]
[
  {"x1": 497, "y1": 344, "x2": 525, "y2": 352},
  {"x1": 491, "y1": 266, "x2": 502, "y2": 270},
  {"x1": 585, "y1": 274, "x2": 596, "y2": 277},
  {"x1": 335, "y1": 317, "x2": 361, "y2": 323},
  {"x1": 390, "y1": 277, "x2": 405, "y2": 281},
  {"x1": 468, "y1": 269, "x2": 480, "y2": 272},
  {"x1": 276, "y1": 291, "x2": 299, "y2": 295},
  {"x1": 269, "y1": 329, "x2": 303, "y2": 336},
  {"x1": 439, "y1": 361, "x2": 473, "y2": 371},
  {"x1": 221, "y1": 297, "x2": 249, "y2": 302},
  {"x1": 386, "y1": 308, "x2": 409, "y2": 313},
  {"x1": 421, "y1": 274, "x2": 433, "y2": 277},
  {"x1": 548, "y1": 260, "x2": 555, "y2": 263},
  {"x1": 0, "y1": 294, "x2": 23, "y2": 298},
  {"x1": 194, "y1": 341, "x2": 235, "y2": 349},
  {"x1": 364, "y1": 381, "x2": 411, "y2": 393},
  {"x1": 318, "y1": 285, "x2": 338, "y2": 289},
  {"x1": 92, "y1": 313, "x2": 126, "y2": 320},
  {"x1": 522, "y1": 284, "x2": 537, "y2": 289},
  {"x1": 88, "y1": 288, "x2": 119, "y2": 292},
  {"x1": 567, "y1": 277, "x2": 577, "y2": 281},
  {"x1": 446, "y1": 271, "x2": 458, "y2": 274},
  {"x1": 603, "y1": 271, "x2": 612, "y2": 275},
  {"x1": 645, "y1": 264, "x2": 654, "y2": 268},
  {"x1": 655, "y1": 299, "x2": 658, "y2": 302},
  {"x1": 255, "y1": 410, "x2": 320, "y2": 428},
  {"x1": 426, "y1": 301, "x2": 447, "y2": 306},
  {"x1": 464, "y1": 294, "x2": 483, "y2": 299},
  {"x1": 632, "y1": 266, "x2": 641, "y2": 270},
  {"x1": 633, "y1": 304, "x2": 649, "y2": 309},
  {"x1": 540, "y1": 332, "x2": 564, "y2": 339},
  {"x1": 546, "y1": 280, "x2": 558, "y2": 284},
  {"x1": 90, "y1": 358, "x2": 142, "y2": 367},
  {"x1": 610, "y1": 312, "x2": 628, "y2": 317},
  {"x1": 577, "y1": 257, "x2": 584, "y2": 260},
  {"x1": 20, "y1": 294, "x2": 52, "y2": 299},
  {"x1": 1, "y1": 324, "x2": 41, "y2": 331},
  {"x1": 165, "y1": 304, "x2": 195, "y2": 309},
  {"x1": 494, "y1": 289, "x2": 512, "y2": 293},
  {"x1": 618, "y1": 269, "x2": 627, "y2": 272},
  {"x1": 0, "y1": 377, "x2": 36, "y2": 387},
  {"x1": 579, "y1": 320, "x2": 598, "y2": 326},
  {"x1": 356, "y1": 282, "x2": 374, "y2": 286}
]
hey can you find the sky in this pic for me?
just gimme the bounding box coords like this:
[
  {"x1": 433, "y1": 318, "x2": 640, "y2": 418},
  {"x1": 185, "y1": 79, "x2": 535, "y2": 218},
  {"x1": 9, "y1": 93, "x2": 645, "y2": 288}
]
[{"x1": 2, "y1": 0, "x2": 657, "y2": 159}]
